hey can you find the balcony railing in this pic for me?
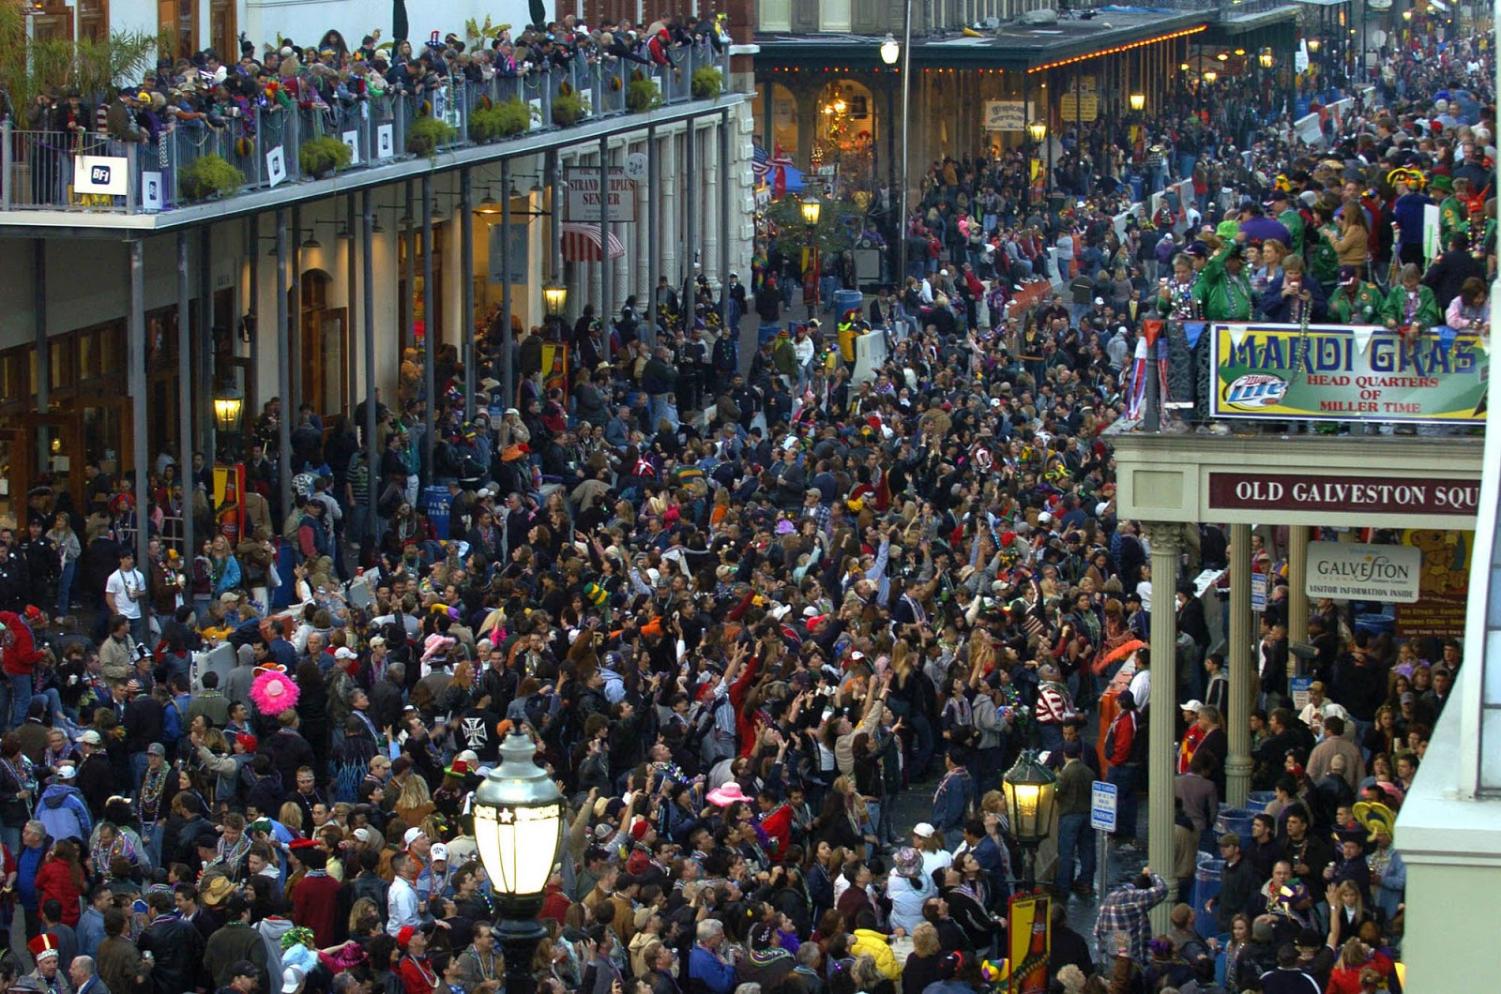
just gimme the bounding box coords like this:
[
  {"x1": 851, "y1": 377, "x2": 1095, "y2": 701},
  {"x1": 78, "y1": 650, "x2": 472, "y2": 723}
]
[{"x1": 0, "y1": 40, "x2": 728, "y2": 215}]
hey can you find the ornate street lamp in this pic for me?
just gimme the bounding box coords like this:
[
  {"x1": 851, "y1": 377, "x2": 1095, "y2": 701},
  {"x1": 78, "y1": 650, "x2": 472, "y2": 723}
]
[
  {"x1": 799, "y1": 195, "x2": 822, "y2": 227},
  {"x1": 212, "y1": 386, "x2": 243, "y2": 461},
  {"x1": 1259, "y1": 49, "x2": 1275, "y2": 69},
  {"x1": 879, "y1": 33, "x2": 900, "y2": 66},
  {"x1": 1129, "y1": 93, "x2": 1146, "y2": 112},
  {"x1": 800, "y1": 196, "x2": 823, "y2": 314},
  {"x1": 1307, "y1": 38, "x2": 1322, "y2": 53},
  {"x1": 1002, "y1": 751, "x2": 1058, "y2": 888},
  {"x1": 1027, "y1": 121, "x2": 1047, "y2": 143},
  {"x1": 1202, "y1": 69, "x2": 1218, "y2": 84},
  {"x1": 473, "y1": 732, "x2": 565, "y2": 994},
  {"x1": 542, "y1": 282, "x2": 568, "y2": 317}
]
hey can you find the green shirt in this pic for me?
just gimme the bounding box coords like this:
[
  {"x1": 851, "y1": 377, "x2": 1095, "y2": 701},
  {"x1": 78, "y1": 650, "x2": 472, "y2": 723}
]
[
  {"x1": 1382, "y1": 284, "x2": 1440, "y2": 329},
  {"x1": 1326, "y1": 282, "x2": 1384, "y2": 325},
  {"x1": 1279, "y1": 208, "x2": 1306, "y2": 255},
  {"x1": 1439, "y1": 195, "x2": 1470, "y2": 246},
  {"x1": 1309, "y1": 224, "x2": 1340, "y2": 287},
  {"x1": 1193, "y1": 246, "x2": 1254, "y2": 321}
]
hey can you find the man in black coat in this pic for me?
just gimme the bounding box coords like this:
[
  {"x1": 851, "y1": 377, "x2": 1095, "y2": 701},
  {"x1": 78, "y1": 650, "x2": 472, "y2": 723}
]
[
  {"x1": 137, "y1": 888, "x2": 206, "y2": 994},
  {"x1": 1422, "y1": 232, "x2": 1486, "y2": 309}
]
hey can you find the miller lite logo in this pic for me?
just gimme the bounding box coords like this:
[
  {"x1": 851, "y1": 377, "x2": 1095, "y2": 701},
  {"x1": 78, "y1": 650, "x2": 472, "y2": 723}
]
[{"x1": 1223, "y1": 373, "x2": 1288, "y2": 410}]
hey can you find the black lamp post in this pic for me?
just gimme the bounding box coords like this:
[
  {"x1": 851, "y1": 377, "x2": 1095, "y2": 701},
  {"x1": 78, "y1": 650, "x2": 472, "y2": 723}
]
[
  {"x1": 1002, "y1": 750, "x2": 1058, "y2": 890},
  {"x1": 212, "y1": 387, "x2": 243, "y2": 462},
  {"x1": 473, "y1": 732, "x2": 565, "y2": 994}
]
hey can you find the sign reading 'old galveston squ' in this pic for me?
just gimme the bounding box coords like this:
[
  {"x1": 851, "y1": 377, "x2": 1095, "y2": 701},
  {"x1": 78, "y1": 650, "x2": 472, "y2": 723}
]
[
  {"x1": 1209, "y1": 323, "x2": 1487, "y2": 425},
  {"x1": 1207, "y1": 473, "x2": 1481, "y2": 517}
]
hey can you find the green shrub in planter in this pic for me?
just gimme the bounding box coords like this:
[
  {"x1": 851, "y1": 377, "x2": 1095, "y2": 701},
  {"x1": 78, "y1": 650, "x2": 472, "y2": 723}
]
[
  {"x1": 180, "y1": 154, "x2": 245, "y2": 201},
  {"x1": 298, "y1": 135, "x2": 353, "y2": 177},
  {"x1": 551, "y1": 90, "x2": 585, "y2": 126},
  {"x1": 407, "y1": 116, "x2": 456, "y2": 157},
  {"x1": 626, "y1": 78, "x2": 661, "y2": 113},
  {"x1": 469, "y1": 99, "x2": 531, "y2": 142},
  {"x1": 691, "y1": 66, "x2": 722, "y2": 99}
]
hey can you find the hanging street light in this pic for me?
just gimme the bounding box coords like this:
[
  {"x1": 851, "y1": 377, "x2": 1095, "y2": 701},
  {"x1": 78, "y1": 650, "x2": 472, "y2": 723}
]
[
  {"x1": 880, "y1": 33, "x2": 900, "y2": 66},
  {"x1": 1129, "y1": 93, "x2": 1146, "y2": 111}
]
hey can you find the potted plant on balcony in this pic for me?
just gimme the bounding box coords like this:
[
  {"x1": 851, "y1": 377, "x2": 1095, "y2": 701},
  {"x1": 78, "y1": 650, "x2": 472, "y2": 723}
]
[
  {"x1": 691, "y1": 66, "x2": 722, "y2": 100},
  {"x1": 407, "y1": 115, "x2": 456, "y2": 157},
  {"x1": 180, "y1": 154, "x2": 246, "y2": 202},
  {"x1": 298, "y1": 135, "x2": 353, "y2": 178},
  {"x1": 552, "y1": 82, "x2": 585, "y2": 126},
  {"x1": 626, "y1": 71, "x2": 661, "y2": 113},
  {"x1": 469, "y1": 98, "x2": 531, "y2": 142}
]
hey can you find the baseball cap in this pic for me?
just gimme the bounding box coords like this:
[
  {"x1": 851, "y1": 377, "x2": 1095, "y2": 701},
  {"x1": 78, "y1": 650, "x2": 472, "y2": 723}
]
[
  {"x1": 912, "y1": 822, "x2": 936, "y2": 839},
  {"x1": 146, "y1": 742, "x2": 166, "y2": 757},
  {"x1": 430, "y1": 843, "x2": 449, "y2": 862},
  {"x1": 1337, "y1": 265, "x2": 1358, "y2": 286},
  {"x1": 78, "y1": 729, "x2": 103, "y2": 746},
  {"x1": 402, "y1": 827, "x2": 427, "y2": 848},
  {"x1": 1181, "y1": 699, "x2": 1203, "y2": 713}
]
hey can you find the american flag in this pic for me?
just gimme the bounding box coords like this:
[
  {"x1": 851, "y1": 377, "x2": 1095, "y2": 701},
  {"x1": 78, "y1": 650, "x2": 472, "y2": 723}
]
[{"x1": 752, "y1": 143, "x2": 794, "y2": 195}]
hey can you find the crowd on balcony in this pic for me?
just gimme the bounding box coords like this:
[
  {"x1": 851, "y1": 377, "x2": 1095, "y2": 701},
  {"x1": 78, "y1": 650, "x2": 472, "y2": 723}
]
[
  {"x1": 11, "y1": 12, "x2": 729, "y2": 147},
  {"x1": 0, "y1": 14, "x2": 1487, "y2": 994}
]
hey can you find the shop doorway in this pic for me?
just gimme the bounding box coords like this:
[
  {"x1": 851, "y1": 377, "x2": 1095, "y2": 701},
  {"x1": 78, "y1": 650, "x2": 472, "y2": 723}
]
[{"x1": 300, "y1": 270, "x2": 349, "y2": 420}]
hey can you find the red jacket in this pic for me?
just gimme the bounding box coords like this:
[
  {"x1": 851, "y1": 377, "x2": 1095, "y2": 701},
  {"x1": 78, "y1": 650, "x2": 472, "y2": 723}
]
[
  {"x1": 0, "y1": 613, "x2": 42, "y2": 678},
  {"x1": 1105, "y1": 709, "x2": 1138, "y2": 767},
  {"x1": 34, "y1": 858, "x2": 81, "y2": 925},
  {"x1": 758, "y1": 802, "x2": 793, "y2": 861},
  {"x1": 290, "y1": 871, "x2": 342, "y2": 948}
]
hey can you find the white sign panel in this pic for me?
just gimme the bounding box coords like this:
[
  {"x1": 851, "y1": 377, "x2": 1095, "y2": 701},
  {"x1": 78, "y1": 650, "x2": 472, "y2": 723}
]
[
  {"x1": 1090, "y1": 780, "x2": 1118, "y2": 832},
  {"x1": 74, "y1": 155, "x2": 129, "y2": 195},
  {"x1": 1294, "y1": 113, "x2": 1323, "y2": 147},
  {"x1": 565, "y1": 167, "x2": 638, "y2": 222},
  {"x1": 141, "y1": 171, "x2": 164, "y2": 211},
  {"x1": 982, "y1": 100, "x2": 1026, "y2": 131},
  {"x1": 1305, "y1": 541, "x2": 1422, "y2": 603},
  {"x1": 376, "y1": 124, "x2": 395, "y2": 160},
  {"x1": 266, "y1": 146, "x2": 287, "y2": 188},
  {"x1": 1422, "y1": 203, "x2": 1441, "y2": 261},
  {"x1": 342, "y1": 129, "x2": 361, "y2": 165}
]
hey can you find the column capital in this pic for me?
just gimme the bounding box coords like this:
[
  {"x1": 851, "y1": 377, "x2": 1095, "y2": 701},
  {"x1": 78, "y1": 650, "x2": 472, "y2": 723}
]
[{"x1": 1144, "y1": 521, "x2": 1185, "y2": 553}]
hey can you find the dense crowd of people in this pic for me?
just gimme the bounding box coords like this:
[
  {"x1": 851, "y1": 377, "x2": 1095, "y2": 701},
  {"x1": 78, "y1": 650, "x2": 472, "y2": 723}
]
[{"x1": 0, "y1": 15, "x2": 1490, "y2": 994}]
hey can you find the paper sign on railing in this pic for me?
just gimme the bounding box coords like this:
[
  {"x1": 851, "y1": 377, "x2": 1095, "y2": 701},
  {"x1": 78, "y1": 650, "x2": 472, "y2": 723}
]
[
  {"x1": 267, "y1": 146, "x2": 287, "y2": 188},
  {"x1": 342, "y1": 130, "x2": 360, "y2": 166},
  {"x1": 528, "y1": 98, "x2": 542, "y2": 132},
  {"x1": 376, "y1": 125, "x2": 394, "y2": 160},
  {"x1": 142, "y1": 171, "x2": 164, "y2": 211}
]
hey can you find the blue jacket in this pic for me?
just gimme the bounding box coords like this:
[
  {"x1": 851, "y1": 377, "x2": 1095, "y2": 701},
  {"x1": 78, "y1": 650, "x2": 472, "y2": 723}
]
[
  {"x1": 36, "y1": 782, "x2": 92, "y2": 842},
  {"x1": 16, "y1": 844, "x2": 45, "y2": 911},
  {"x1": 688, "y1": 945, "x2": 736, "y2": 994},
  {"x1": 931, "y1": 768, "x2": 975, "y2": 833}
]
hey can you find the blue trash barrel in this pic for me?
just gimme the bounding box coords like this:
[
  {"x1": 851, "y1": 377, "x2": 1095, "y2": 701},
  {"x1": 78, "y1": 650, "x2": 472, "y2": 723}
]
[
  {"x1": 832, "y1": 289, "x2": 864, "y2": 319},
  {"x1": 758, "y1": 323, "x2": 782, "y2": 348},
  {"x1": 1214, "y1": 807, "x2": 1258, "y2": 852},
  {"x1": 1193, "y1": 857, "x2": 1226, "y2": 932},
  {"x1": 1247, "y1": 791, "x2": 1276, "y2": 810},
  {"x1": 423, "y1": 484, "x2": 452, "y2": 539}
]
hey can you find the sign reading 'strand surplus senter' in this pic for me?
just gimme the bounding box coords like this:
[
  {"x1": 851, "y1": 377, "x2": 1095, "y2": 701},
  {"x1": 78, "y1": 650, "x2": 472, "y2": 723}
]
[{"x1": 1210, "y1": 323, "x2": 1488, "y2": 425}]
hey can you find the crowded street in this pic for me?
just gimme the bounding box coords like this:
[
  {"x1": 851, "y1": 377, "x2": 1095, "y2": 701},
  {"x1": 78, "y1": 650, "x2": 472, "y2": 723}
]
[{"x1": 0, "y1": 2, "x2": 1492, "y2": 993}]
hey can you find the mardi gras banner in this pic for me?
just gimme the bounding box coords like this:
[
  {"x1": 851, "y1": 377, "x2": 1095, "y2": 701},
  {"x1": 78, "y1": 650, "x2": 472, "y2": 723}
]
[{"x1": 1209, "y1": 323, "x2": 1488, "y2": 425}]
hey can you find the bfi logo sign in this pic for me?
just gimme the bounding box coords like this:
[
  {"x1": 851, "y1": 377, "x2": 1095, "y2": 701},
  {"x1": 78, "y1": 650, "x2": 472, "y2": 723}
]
[{"x1": 74, "y1": 154, "x2": 130, "y2": 196}]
